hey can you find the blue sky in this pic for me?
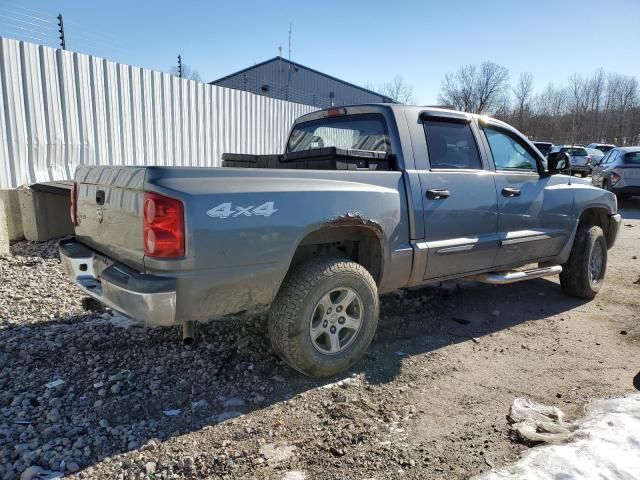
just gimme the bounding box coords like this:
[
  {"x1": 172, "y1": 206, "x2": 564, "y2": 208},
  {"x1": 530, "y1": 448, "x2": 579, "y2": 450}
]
[{"x1": 1, "y1": 0, "x2": 639, "y2": 104}]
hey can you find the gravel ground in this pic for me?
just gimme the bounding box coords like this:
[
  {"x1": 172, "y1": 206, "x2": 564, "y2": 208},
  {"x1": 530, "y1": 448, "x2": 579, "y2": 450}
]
[{"x1": 1, "y1": 199, "x2": 639, "y2": 480}]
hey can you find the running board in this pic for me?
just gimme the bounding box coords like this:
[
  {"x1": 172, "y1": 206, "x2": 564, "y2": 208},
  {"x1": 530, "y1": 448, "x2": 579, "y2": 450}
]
[{"x1": 469, "y1": 265, "x2": 562, "y2": 285}]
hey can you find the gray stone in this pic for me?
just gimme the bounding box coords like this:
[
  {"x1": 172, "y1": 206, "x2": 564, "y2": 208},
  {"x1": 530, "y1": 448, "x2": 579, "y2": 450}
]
[
  {"x1": 144, "y1": 462, "x2": 156, "y2": 475},
  {"x1": 0, "y1": 196, "x2": 8, "y2": 257},
  {"x1": 18, "y1": 186, "x2": 73, "y2": 242},
  {"x1": 0, "y1": 189, "x2": 23, "y2": 241}
]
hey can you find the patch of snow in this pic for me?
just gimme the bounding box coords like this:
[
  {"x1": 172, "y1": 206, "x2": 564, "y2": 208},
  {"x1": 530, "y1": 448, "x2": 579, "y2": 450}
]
[{"x1": 476, "y1": 394, "x2": 640, "y2": 480}]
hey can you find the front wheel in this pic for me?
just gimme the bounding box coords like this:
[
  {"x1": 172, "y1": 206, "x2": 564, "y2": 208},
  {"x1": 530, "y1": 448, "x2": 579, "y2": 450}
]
[
  {"x1": 268, "y1": 257, "x2": 379, "y2": 377},
  {"x1": 581, "y1": 172, "x2": 588, "y2": 178},
  {"x1": 560, "y1": 224, "x2": 607, "y2": 299}
]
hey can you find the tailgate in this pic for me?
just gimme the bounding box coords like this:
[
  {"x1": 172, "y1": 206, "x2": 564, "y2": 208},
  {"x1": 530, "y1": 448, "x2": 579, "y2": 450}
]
[{"x1": 74, "y1": 166, "x2": 147, "y2": 271}]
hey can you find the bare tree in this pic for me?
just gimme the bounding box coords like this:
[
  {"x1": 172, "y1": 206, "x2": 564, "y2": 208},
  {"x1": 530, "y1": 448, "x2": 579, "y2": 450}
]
[
  {"x1": 513, "y1": 72, "x2": 534, "y2": 130},
  {"x1": 438, "y1": 61, "x2": 509, "y2": 114},
  {"x1": 169, "y1": 64, "x2": 202, "y2": 82},
  {"x1": 369, "y1": 76, "x2": 416, "y2": 104}
]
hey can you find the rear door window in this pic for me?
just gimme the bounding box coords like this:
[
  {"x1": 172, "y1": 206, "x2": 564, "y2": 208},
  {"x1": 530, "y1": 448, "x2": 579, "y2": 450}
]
[
  {"x1": 624, "y1": 152, "x2": 640, "y2": 165},
  {"x1": 423, "y1": 120, "x2": 482, "y2": 170}
]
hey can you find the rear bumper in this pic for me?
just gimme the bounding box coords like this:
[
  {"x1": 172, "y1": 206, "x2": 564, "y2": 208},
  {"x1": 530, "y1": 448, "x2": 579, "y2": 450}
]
[
  {"x1": 611, "y1": 185, "x2": 640, "y2": 196},
  {"x1": 572, "y1": 165, "x2": 590, "y2": 174},
  {"x1": 607, "y1": 214, "x2": 622, "y2": 249},
  {"x1": 58, "y1": 237, "x2": 177, "y2": 326}
]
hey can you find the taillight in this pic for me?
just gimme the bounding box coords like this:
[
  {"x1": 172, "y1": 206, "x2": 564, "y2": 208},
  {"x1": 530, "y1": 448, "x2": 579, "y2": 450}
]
[
  {"x1": 586, "y1": 156, "x2": 592, "y2": 165},
  {"x1": 70, "y1": 182, "x2": 78, "y2": 226},
  {"x1": 611, "y1": 172, "x2": 621, "y2": 185},
  {"x1": 143, "y1": 192, "x2": 185, "y2": 258}
]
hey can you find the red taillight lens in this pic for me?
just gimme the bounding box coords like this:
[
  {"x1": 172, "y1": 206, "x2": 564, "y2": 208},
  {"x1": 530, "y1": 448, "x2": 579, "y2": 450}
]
[
  {"x1": 70, "y1": 182, "x2": 78, "y2": 226},
  {"x1": 611, "y1": 172, "x2": 621, "y2": 185},
  {"x1": 142, "y1": 192, "x2": 184, "y2": 258}
]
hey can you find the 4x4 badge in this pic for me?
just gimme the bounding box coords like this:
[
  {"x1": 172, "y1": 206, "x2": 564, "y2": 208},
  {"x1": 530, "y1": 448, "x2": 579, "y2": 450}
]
[{"x1": 206, "y1": 201, "x2": 277, "y2": 219}]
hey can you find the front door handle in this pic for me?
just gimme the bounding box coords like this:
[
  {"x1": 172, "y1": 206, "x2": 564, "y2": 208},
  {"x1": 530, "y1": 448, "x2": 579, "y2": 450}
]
[
  {"x1": 502, "y1": 187, "x2": 521, "y2": 197},
  {"x1": 426, "y1": 188, "x2": 451, "y2": 200}
]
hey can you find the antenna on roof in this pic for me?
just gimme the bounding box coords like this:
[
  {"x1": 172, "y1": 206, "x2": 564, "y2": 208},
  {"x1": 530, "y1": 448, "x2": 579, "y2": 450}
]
[{"x1": 278, "y1": 45, "x2": 282, "y2": 57}]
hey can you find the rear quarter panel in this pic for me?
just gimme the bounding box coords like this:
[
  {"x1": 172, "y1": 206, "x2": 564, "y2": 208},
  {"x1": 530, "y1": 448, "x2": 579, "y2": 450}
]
[{"x1": 144, "y1": 167, "x2": 411, "y2": 321}]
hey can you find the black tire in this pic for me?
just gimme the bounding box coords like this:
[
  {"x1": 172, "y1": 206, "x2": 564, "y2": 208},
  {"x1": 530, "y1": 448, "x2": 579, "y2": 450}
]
[
  {"x1": 268, "y1": 257, "x2": 379, "y2": 378},
  {"x1": 560, "y1": 224, "x2": 607, "y2": 299},
  {"x1": 580, "y1": 172, "x2": 588, "y2": 178}
]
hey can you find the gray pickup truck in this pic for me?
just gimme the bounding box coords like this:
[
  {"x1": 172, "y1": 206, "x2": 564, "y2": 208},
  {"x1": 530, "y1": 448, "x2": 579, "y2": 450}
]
[{"x1": 59, "y1": 104, "x2": 622, "y2": 377}]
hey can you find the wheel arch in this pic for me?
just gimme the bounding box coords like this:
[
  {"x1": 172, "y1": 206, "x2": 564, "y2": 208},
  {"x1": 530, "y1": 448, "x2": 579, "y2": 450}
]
[
  {"x1": 577, "y1": 206, "x2": 615, "y2": 247},
  {"x1": 287, "y1": 219, "x2": 385, "y2": 285}
]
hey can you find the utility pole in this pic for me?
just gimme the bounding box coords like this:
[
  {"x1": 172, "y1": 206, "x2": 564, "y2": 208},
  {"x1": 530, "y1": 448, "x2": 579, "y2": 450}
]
[
  {"x1": 177, "y1": 54, "x2": 182, "y2": 78},
  {"x1": 288, "y1": 23, "x2": 292, "y2": 63},
  {"x1": 57, "y1": 14, "x2": 66, "y2": 50}
]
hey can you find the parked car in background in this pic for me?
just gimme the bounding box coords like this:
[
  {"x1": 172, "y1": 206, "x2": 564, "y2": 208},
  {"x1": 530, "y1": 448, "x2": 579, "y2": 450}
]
[
  {"x1": 591, "y1": 147, "x2": 640, "y2": 199},
  {"x1": 533, "y1": 141, "x2": 553, "y2": 157},
  {"x1": 586, "y1": 147, "x2": 605, "y2": 167},
  {"x1": 587, "y1": 143, "x2": 616, "y2": 153},
  {"x1": 550, "y1": 145, "x2": 592, "y2": 177}
]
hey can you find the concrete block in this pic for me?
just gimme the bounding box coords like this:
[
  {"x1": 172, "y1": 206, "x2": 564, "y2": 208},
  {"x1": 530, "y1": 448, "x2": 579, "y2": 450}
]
[
  {"x1": 0, "y1": 189, "x2": 24, "y2": 241},
  {"x1": 18, "y1": 187, "x2": 74, "y2": 241},
  {"x1": 0, "y1": 196, "x2": 8, "y2": 256}
]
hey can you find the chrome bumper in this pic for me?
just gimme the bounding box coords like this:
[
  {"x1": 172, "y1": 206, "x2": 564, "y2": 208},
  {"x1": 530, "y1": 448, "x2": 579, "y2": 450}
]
[{"x1": 58, "y1": 237, "x2": 177, "y2": 326}]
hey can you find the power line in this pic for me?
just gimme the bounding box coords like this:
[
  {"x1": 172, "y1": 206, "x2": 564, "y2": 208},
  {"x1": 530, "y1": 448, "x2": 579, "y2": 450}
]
[
  {"x1": 2, "y1": 4, "x2": 56, "y2": 20},
  {"x1": 0, "y1": 7, "x2": 52, "y2": 24},
  {"x1": 0, "y1": 13, "x2": 55, "y2": 31},
  {"x1": 0, "y1": 23, "x2": 50, "y2": 39},
  {"x1": 0, "y1": 29, "x2": 52, "y2": 44}
]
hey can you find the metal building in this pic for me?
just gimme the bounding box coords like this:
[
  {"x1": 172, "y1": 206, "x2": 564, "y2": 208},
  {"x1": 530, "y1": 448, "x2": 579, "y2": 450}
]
[{"x1": 210, "y1": 57, "x2": 393, "y2": 109}]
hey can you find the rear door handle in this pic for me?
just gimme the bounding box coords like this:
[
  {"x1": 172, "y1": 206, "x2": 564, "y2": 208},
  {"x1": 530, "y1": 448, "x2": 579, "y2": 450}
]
[
  {"x1": 502, "y1": 187, "x2": 521, "y2": 197},
  {"x1": 426, "y1": 188, "x2": 451, "y2": 200}
]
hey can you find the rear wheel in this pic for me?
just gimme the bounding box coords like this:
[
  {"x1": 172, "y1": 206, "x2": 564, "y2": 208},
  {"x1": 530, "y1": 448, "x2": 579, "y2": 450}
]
[
  {"x1": 560, "y1": 224, "x2": 607, "y2": 299},
  {"x1": 268, "y1": 257, "x2": 379, "y2": 378},
  {"x1": 580, "y1": 172, "x2": 588, "y2": 178}
]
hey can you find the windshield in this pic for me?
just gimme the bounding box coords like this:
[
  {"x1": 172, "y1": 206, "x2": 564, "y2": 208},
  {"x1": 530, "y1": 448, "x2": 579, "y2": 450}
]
[
  {"x1": 286, "y1": 115, "x2": 391, "y2": 153},
  {"x1": 598, "y1": 145, "x2": 614, "y2": 153}
]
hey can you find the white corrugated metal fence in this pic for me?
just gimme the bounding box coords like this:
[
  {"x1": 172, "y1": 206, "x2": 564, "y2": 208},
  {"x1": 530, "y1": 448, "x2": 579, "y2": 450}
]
[{"x1": 0, "y1": 37, "x2": 317, "y2": 189}]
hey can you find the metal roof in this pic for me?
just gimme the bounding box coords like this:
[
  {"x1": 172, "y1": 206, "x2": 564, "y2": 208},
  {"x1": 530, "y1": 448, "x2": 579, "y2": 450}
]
[{"x1": 210, "y1": 56, "x2": 395, "y2": 102}]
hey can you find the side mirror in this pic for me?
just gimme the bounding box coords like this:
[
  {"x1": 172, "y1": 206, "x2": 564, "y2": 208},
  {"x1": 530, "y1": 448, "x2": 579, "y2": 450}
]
[{"x1": 547, "y1": 152, "x2": 571, "y2": 174}]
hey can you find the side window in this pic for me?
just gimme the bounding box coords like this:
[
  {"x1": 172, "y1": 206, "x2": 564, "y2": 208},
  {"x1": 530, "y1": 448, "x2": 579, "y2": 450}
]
[
  {"x1": 423, "y1": 120, "x2": 482, "y2": 170},
  {"x1": 483, "y1": 127, "x2": 538, "y2": 172}
]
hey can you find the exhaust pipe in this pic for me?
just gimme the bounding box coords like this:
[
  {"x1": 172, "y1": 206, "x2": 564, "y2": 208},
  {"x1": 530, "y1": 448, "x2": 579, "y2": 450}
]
[{"x1": 182, "y1": 321, "x2": 196, "y2": 345}]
